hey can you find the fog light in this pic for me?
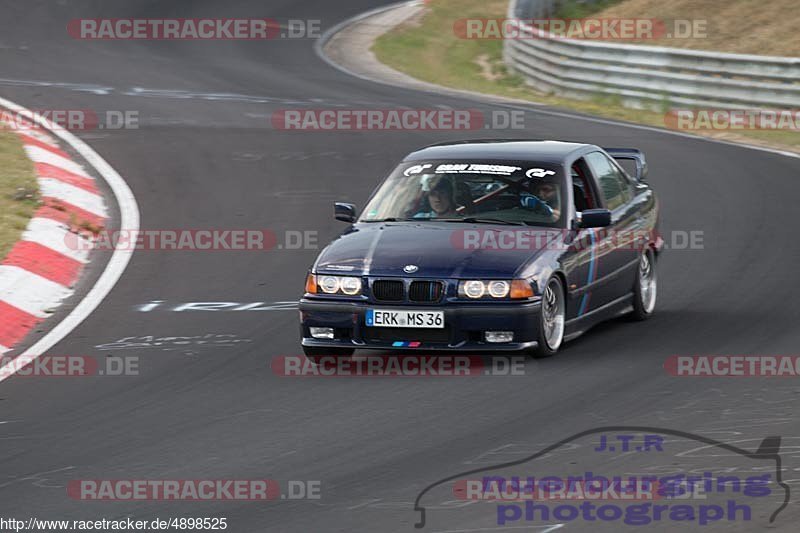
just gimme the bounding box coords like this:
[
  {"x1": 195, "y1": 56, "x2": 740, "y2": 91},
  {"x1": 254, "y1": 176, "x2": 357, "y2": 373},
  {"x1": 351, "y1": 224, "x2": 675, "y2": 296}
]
[
  {"x1": 310, "y1": 327, "x2": 335, "y2": 339},
  {"x1": 485, "y1": 331, "x2": 514, "y2": 343}
]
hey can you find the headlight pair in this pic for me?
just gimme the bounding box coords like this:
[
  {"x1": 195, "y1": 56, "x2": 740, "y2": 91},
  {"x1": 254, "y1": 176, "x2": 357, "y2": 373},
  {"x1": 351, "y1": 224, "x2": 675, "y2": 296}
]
[
  {"x1": 458, "y1": 279, "x2": 534, "y2": 300},
  {"x1": 305, "y1": 274, "x2": 362, "y2": 296}
]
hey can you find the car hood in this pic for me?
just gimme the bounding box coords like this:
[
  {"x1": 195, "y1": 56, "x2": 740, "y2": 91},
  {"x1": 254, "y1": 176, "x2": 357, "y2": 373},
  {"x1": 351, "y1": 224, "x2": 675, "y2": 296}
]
[{"x1": 314, "y1": 222, "x2": 560, "y2": 279}]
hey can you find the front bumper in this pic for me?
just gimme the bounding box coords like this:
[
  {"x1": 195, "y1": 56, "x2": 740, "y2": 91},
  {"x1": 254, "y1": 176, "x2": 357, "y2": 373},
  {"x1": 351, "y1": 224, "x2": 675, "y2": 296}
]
[{"x1": 299, "y1": 297, "x2": 542, "y2": 351}]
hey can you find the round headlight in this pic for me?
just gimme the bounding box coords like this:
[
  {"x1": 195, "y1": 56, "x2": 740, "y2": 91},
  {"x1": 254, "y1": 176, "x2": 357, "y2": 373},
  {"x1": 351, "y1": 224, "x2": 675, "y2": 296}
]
[
  {"x1": 488, "y1": 280, "x2": 510, "y2": 298},
  {"x1": 341, "y1": 277, "x2": 361, "y2": 295},
  {"x1": 464, "y1": 280, "x2": 486, "y2": 299},
  {"x1": 319, "y1": 276, "x2": 341, "y2": 294}
]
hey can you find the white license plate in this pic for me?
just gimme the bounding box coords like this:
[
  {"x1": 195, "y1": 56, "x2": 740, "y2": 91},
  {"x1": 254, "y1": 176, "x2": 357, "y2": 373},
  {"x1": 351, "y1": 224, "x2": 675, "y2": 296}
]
[{"x1": 366, "y1": 309, "x2": 444, "y2": 329}]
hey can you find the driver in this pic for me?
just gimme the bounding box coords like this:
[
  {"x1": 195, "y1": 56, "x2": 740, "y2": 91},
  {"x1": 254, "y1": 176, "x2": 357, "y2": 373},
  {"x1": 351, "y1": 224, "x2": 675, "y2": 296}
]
[
  {"x1": 534, "y1": 181, "x2": 560, "y2": 217},
  {"x1": 521, "y1": 181, "x2": 560, "y2": 220},
  {"x1": 415, "y1": 178, "x2": 458, "y2": 218}
]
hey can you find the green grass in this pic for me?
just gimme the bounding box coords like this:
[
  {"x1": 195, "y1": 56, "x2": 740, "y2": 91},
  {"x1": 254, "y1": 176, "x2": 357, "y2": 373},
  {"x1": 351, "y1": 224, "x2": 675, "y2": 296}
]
[
  {"x1": 371, "y1": 0, "x2": 800, "y2": 152},
  {"x1": 0, "y1": 127, "x2": 39, "y2": 260},
  {"x1": 554, "y1": 0, "x2": 625, "y2": 18}
]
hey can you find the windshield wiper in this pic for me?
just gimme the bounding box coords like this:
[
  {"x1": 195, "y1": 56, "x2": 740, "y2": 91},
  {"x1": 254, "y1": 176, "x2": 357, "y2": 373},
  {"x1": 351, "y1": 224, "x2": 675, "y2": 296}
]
[
  {"x1": 441, "y1": 217, "x2": 527, "y2": 226},
  {"x1": 364, "y1": 217, "x2": 531, "y2": 226}
]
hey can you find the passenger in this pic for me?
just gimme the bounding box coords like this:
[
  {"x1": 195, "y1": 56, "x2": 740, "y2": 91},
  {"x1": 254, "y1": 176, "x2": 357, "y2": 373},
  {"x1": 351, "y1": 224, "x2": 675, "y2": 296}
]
[{"x1": 416, "y1": 178, "x2": 458, "y2": 218}]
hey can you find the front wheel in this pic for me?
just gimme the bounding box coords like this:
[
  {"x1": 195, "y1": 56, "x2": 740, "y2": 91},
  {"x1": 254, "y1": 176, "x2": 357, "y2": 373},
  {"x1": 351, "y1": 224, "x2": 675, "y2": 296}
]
[
  {"x1": 529, "y1": 276, "x2": 565, "y2": 358},
  {"x1": 302, "y1": 345, "x2": 355, "y2": 365},
  {"x1": 630, "y1": 247, "x2": 657, "y2": 321}
]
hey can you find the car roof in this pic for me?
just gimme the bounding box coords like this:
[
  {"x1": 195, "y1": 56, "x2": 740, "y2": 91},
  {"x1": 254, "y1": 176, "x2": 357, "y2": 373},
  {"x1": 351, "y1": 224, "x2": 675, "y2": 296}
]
[{"x1": 403, "y1": 140, "x2": 596, "y2": 164}]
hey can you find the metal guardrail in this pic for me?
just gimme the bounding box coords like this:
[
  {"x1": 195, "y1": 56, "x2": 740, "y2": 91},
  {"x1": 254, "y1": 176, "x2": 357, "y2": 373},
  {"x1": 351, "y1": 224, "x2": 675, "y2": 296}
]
[{"x1": 504, "y1": 0, "x2": 800, "y2": 110}]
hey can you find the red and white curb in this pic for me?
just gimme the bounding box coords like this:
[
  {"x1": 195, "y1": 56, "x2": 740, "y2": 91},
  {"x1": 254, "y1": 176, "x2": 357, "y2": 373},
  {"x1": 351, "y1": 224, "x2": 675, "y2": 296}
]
[
  {"x1": 0, "y1": 121, "x2": 107, "y2": 354},
  {"x1": 0, "y1": 98, "x2": 139, "y2": 381}
]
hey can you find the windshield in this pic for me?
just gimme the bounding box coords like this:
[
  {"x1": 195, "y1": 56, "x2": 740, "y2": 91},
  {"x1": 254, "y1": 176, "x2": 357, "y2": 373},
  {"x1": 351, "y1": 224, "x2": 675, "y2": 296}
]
[{"x1": 360, "y1": 160, "x2": 566, "y2": 227}]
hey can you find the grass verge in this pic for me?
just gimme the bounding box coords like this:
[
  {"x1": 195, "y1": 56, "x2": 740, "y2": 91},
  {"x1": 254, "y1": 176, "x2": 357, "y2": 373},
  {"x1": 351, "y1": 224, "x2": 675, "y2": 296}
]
[
  {"x1": 588, "y1": 0, "x2": 800, "y2": 56},
  {"x1": 372, "y1": 0, "x2": 799, "y2": 152},
  {"x1": 0, "y1": 127, "x2": 39, "y2": 260}
]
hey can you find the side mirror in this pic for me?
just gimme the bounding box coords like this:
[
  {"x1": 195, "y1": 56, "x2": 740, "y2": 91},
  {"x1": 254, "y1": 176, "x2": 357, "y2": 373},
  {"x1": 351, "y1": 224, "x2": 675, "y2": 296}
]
[
  {"x1": 334, "y1": 202, "x2": 357, "y2": 223},
  {"x1": 577, "y1": 209, "x2": 611, "y2": 229}
]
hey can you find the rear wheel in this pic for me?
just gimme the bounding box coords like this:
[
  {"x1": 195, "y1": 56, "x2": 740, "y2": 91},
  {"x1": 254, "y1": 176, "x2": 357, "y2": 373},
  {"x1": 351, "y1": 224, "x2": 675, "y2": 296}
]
[
  {"x1": 529, "y1": 276, "x2": 565, "y2": 358},
  {"x1": 630, "y1": 247, "x2": 657, "y2": 320},
  {"x1": 302, "y1": 345, "x2": 355, "y2": 365}
]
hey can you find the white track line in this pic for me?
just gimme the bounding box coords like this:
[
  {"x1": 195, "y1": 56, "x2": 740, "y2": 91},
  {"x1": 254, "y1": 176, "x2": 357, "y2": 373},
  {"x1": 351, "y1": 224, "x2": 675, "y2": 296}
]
[
  {"x1": 0, "y1": 265, "x2": 73, "y2": 317},
  {"x1": 21, "y1": 217, "x2": 91, "y2": 263},
  {"x1": 0, "y1": 96, "x2": 140, "y2": 384}
]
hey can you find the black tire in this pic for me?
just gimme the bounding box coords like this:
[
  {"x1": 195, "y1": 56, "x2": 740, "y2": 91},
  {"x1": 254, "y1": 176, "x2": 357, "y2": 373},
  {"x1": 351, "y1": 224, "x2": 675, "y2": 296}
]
[
  {"x1": 630, "y1": 247, "x2": 657, "y2": 321},
  {"x1": 528, "y1": 275, "x2": 566, "y2": 358},
  {"x1": 302, "y1": 345, "x2": 355, "y2": 365}
]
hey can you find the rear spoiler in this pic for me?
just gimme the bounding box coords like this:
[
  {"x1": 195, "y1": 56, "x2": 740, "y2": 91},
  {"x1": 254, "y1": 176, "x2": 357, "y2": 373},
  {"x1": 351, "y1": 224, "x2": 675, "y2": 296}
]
[{"x1": 604, "y1": 148, "x2": 648, "y2": 181}]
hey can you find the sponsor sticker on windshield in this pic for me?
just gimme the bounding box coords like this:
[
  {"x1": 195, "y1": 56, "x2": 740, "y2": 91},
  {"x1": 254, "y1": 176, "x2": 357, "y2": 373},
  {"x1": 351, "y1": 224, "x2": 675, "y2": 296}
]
[
  {"x1": 433, "y1": 163, "x2": 521, "y2": 175},
  {"x1": 525, "y1": 168, "x2": 556, "y2": 178}
]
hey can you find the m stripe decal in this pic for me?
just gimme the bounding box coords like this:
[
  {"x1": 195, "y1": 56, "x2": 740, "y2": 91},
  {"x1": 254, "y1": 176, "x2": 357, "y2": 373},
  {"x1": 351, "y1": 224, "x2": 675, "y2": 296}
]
[{"x1": 578, "y1": 229, "x2": 597, "y2": 316}]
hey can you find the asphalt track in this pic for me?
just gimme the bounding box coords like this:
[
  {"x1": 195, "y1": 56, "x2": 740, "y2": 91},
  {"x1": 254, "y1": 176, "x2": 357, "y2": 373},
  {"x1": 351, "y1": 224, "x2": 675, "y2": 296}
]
[{"x1": 1, "y1": 1, "x2": 800, "y2": 531}]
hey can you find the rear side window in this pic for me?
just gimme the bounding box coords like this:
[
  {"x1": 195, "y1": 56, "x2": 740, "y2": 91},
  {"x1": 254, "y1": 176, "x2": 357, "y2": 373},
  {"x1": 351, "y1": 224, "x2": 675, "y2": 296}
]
[{"x1": 585, "y1": 152, "x2": 632, "y2": 210}]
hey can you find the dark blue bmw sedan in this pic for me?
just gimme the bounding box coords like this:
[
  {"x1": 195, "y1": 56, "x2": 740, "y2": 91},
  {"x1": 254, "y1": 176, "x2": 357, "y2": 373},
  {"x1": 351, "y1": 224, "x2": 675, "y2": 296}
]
[{"x1": 299, "y1": 140, "x2": 661, "y2": 361}]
